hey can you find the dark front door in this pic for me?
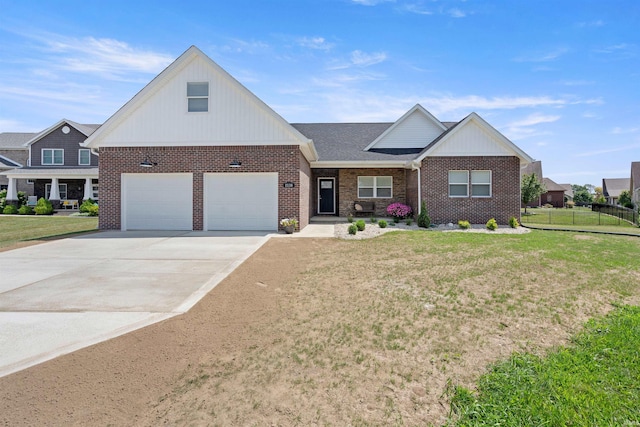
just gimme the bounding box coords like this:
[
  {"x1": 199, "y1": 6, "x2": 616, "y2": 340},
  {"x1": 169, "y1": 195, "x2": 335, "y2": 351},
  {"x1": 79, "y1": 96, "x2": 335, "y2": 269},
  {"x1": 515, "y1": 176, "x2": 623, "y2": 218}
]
[{"x1": 318, "y1": 178, "x2": 335, "y2": 214}]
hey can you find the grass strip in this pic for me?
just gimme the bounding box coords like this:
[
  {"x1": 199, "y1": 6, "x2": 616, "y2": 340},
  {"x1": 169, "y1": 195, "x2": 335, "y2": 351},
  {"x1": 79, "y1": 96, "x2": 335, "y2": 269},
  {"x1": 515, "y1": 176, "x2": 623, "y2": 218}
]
[{"x1": 448, "y1": 305, "x2": 640, "y2": 426}]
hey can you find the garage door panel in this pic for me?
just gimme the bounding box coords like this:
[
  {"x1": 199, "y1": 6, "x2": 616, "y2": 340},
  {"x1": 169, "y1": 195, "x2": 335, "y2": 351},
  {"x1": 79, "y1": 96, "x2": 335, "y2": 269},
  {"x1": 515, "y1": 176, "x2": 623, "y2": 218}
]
[
  {"x1": 123, "y1": 174, "x2": 193, "y2": 231},
  {"x1": 205, "y1": 173, "x2": 278, "y2": 231}
]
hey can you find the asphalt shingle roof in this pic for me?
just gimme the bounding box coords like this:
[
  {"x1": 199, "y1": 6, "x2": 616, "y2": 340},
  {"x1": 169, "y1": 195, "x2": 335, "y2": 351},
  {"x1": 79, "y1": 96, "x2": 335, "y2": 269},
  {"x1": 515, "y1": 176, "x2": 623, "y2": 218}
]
[
  {"x1": 0, "y1": 132, "x2": 37, "y2": 148},
  {"x1": 603, "y1": 178, "x2": 631, "y2": 198}
]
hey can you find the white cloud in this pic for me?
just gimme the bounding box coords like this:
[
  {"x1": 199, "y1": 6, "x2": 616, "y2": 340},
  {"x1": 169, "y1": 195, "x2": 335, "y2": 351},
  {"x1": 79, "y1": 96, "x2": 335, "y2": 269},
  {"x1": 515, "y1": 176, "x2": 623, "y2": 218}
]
[
  {"x1": 402, "y1": 3, "x2": 433, "y2": 15},
  {"x1": 44, "y1": 36, "x2": 173, "y2": 77},
  {"x1": 350, "y1": 50, "x2": 387, "y2": 66},
  {"x1": 594, "y1": 43, "x2": 634, "y2": 54},
  {"x1": 575, "y1": 143, "x2": 640, "y2": 157},
  {"x1": 351, "y1": 0, "x2": 395, "y2": 5},
  {"x1": 576, "y1": 20, "x2": 604, "y2": 28},
  {"x1": 560, "y1": 80, "x2": 595, "y2": 86},
  {"x1": 297, "y1": 36, "x2": 334, "y2": 51},
  {"x1": 611, "y1": 126, "x2": 639, "y2": 134},
  {"x1": 514, "y1": 47, "x2": 569, "y2": 62},
  {"x1": 448, "y1": 8, "x2": 466, "y2": 18}
]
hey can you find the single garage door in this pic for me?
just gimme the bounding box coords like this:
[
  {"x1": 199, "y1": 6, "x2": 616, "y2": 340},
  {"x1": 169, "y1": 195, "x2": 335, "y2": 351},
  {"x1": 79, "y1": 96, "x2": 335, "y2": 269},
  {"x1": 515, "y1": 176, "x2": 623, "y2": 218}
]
[
  {"x1": 122, "y1": 173, "x2": 193, "y2": 230},
  {"x1": 204, "y1": 172, "x2": 278, "y2": 231}
]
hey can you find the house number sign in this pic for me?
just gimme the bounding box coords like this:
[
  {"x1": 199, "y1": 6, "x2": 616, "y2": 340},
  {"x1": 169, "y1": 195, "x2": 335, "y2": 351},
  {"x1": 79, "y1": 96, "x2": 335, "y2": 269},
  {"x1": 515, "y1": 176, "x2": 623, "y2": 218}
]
[{"x1": 283, "y1": 182, "x2": 295, "y2": 188}]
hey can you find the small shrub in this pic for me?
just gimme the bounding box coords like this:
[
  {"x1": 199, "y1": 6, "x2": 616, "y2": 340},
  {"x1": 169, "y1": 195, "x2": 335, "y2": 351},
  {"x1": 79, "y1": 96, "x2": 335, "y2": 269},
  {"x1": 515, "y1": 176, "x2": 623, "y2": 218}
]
[
  {"x1": 348, "y1": 224, "x2": 357, "y2": 235},
  {"x1": 509, "y1": 216, "x2": 519, "y2": 228},
  {"x1": 370, "y1": 216, "x2": 378, "y2": 223},
  {"x1": 486, "y1": 218, "x2": 498, "y2": 231},
  {"x1": 3, "y1": 204, "x2": 18, "y2": 214},
  {"x1": 34, "y1": 198, "x2": 54, "y2": 215},
  {"x1": 458, "y1": 220, "x2": 471, "y2": 229},
  {"x1": 405, "y1": 218, "x2": 413, "y2": 226},
  {"x1": 80, "y1": 199, "x2": 99, "y2": 216},
  {"x1": 543, "y1": 203, "x2": 553, "y2": 209},
  {"x1": 566, "y1": 201, "x2": 575, "y2": 209},
  {"x1": 386, "y1": 202, "x2": 412, "y2": 219},
  {"x1": 356, "y1": 219, "x2": 366, "y2": 231},
  {"x1": 378, "y1": 220, "x2": 387, "y2": 228},
  {"x1": 393, "y1": 217, "x2": 400, "y2": 224},
  {"x1": 18, "y1": 205, "x2": 34, "y2": 215},
  {"x1": 17, "y1": 191, "x2": 27, "y2": 208},
  {"x1": 417, "y1": 200, "x2": 431, "y2": 228},
  {"x1": 347, "y1": 214, "x2": 353, "y2": 223}
]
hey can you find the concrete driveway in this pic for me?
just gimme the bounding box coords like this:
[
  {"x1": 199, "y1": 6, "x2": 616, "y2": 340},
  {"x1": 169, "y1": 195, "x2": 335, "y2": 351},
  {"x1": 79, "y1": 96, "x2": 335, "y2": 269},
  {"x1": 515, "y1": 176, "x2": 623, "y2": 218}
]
[{"x1": 0, "y1": 230, "x2": 271, "y2": 377}]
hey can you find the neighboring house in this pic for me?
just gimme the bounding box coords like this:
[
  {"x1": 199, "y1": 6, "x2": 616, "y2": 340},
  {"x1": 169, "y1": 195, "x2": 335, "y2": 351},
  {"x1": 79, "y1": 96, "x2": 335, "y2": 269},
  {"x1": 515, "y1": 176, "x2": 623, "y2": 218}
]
[
  {"x1": 83, "y1": 46, "x2": 533, "y2": 231},
  {"x1": 631, "y1": 162, "x2": 640, "y2": 206},
  {"x1": 559, "y1": 183, "x2": 574, "y2": 203},
  {"x1": 520, "y1": 161, "x2": 565, "y2": 207},
  {"x1": 602, "y1": 177, "x2": 631, "y2": 205},
  {"x1": 2, "y1": 120, "x2": 99, "y2": 207},
  {"x1": 0, "y1": 132, "x2": 36, "y2": 195}
]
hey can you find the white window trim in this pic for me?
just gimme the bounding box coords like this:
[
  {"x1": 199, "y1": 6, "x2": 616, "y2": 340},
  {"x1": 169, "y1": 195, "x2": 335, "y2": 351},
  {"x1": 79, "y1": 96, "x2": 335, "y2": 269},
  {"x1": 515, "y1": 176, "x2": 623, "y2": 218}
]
[
  {"x1": 42, "y1": 148, "x2": 64, "y2": 165},
  {"x1": 357, "y1": 176, "x2": 393, "y2": 199},
  {"x1": 45, "y1": 183, "x2": 67, "y2": 199},
  {"x1": 187, "y1": 82, "x2": 209, "y2": 113},
  {"x1": 471, "y1": 170, "x2": 492, "y2": 198},
  {"x1": 448, "y1": 170, "x2": 469, "y2": 198},
  {"x1": 78, "y1": 149, "x2": 91, "y2": 166}
]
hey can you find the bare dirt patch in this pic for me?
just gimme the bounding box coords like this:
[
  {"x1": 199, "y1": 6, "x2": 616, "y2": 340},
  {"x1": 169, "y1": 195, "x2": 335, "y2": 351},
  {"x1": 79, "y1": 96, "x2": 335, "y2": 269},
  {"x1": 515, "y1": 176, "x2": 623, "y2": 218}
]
[{"x1": 0, "y1": 232, "x2": 637, "y2": 426}]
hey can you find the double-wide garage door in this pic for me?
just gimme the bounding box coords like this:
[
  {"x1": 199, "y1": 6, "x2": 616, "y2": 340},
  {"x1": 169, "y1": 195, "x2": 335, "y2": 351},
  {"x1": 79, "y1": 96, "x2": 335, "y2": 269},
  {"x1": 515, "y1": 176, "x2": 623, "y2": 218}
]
[{"x1": 121, "y1": 173, "x2": 278, "y2": 231}]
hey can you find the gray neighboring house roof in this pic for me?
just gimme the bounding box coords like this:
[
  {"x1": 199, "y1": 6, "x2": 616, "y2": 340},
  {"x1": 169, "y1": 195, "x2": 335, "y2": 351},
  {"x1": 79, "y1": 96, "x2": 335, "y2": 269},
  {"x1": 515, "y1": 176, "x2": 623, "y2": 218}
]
[
  {"x1": 542, "y1": 177, "x2": 566, "y2": 192},
  {"x1": 0, "y1": 132, "x2": 38, "y2": 149},
  {"x1": 520, "y1": 160, "x2": 543, "y2": 179},
  {"x1": 631, "y1": 162, "x2": 640, "y2": 189},
  {"x1": 559, "y1": 183, "x2": 574, "y2": 199},
  {"x1": 603, "y1": 178, "x2": 631, "y2": 198}
]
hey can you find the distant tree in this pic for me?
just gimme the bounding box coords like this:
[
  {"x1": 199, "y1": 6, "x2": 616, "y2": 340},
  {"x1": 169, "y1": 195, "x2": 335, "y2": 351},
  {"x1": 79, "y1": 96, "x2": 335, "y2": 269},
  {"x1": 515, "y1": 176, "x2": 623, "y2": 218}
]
[
  {"x1": 619, "y1": 190, "x2": 634, "y2": 209},
  {"x1": 521, "y1": 173, "x2": 546, "y2": 214},
  {"x1": 584, "y1": 183, "x2": 595, "y2": 194},
  {"x1": 572, "y1": 184, "x2": 594, "y2": 205},
  {"x1": 594, "y1": 194, "x2": 607, "y2": 204},
  {"x1": 594, "y1": 186, "x2": 604, "y2": 199}
]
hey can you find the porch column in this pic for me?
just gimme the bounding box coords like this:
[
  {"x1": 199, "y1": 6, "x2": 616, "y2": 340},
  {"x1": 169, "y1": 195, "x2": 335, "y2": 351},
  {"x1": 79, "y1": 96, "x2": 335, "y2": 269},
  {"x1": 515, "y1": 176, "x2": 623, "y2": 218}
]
[
  {"x1": 49, "y1": 177, "x2": 60, "y2": 200},
  {"x1": 6, "y1": 177, "x2": 17, "y2": 201},
  {"x1": 83, "y1": 178, "x2": 93, "y2": 200}
]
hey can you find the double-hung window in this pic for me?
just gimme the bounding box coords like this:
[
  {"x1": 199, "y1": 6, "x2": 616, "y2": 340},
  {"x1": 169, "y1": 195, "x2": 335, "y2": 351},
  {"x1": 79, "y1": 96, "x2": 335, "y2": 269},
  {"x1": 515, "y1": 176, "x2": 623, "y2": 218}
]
[
  {"x1": 471, "y1": 170, "x2": 491, "y2": 197},
  {"x1": 78, "y1": 149, "x2": 91, "y2": 166},
  {"x1": 45, "y1": 183, "x2": 67, "y2": 199},
  {"x1": 187, "y1": 82, "x2": 209, "y2": 112},
  {"x1": 448, "y1": 171, "x2": 469, "y2": 197},
  {"x1": 358, "y1": 176, "x2": 392, "y2": 198},
  {"x1": 42, "y1": 149, "x2": 64, "y2": 165}
]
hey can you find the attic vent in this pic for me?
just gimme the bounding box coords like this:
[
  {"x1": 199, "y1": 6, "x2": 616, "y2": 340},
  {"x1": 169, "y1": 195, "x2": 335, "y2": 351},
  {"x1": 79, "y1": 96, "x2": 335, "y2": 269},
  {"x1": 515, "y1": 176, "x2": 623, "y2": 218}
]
[{"x1": 187, "y1": 82, "x2": 209, "y2": 112}]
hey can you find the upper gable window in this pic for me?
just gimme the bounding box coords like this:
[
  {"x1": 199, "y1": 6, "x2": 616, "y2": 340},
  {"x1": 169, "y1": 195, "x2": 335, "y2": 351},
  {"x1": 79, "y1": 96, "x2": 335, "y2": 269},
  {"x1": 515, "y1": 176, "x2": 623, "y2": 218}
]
[
  {"x1": 187, "y1": 82, "x2": 209, "y2": 112},
  {"x1": 42, "y1": 148, "x2": 64, "y2": 165},
  {"x1": 78, "y1": 149, "x2": 91, "y2": 166}
]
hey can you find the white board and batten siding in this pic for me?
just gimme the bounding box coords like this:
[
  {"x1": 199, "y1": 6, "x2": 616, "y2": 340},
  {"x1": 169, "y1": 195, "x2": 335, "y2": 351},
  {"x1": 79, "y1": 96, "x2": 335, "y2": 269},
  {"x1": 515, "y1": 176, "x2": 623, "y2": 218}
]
[
  {"x1": 204, "y1": 173, "x2": 278, "y2": 231},
  {"x1": 121, "y1": 173, "x2": 193, "y2": 231},
  {"x1": 370, "y1": 109, "x2": 445, "y2": 149},
  {"x1": 429, "y1": 120, "x2": 513, "y2": 157},
  {"x1": 96, "y1": 55, "x2": 304, "y2": 147}
]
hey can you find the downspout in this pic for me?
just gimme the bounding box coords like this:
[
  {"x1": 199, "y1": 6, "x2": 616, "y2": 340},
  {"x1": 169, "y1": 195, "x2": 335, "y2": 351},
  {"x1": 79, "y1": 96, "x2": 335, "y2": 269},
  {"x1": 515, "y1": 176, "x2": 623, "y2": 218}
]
[{"x1": 410, "y1": 161, "x2": 421, "y2": 214}]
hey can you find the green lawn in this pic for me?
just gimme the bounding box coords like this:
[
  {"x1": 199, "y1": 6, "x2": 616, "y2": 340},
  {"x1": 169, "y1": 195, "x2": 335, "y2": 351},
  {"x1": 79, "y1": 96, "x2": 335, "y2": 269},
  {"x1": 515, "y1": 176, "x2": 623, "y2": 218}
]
[
  {"x1": 0, "y1": 215, "x2": 98, "y2": 249},
  {"x1": 448, "y1": 305, "x2": 640, "y2": 426}
]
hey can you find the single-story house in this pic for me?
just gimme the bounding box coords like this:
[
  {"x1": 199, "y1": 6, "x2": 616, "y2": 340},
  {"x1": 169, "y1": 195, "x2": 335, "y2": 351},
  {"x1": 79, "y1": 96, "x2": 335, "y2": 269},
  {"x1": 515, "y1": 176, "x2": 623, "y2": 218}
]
[
  {"x1": 631, "y1": 161, "x2": 640, "y2": 206},
  {"x1": 80, "y1": 45, "x2": 533, "y2": 231},
  {"x1": 602, "y1": 177, "x2": 631, "y2": 206},
  {"x1": 2, "y1": 120, "x2": 99, "y2": 207}
]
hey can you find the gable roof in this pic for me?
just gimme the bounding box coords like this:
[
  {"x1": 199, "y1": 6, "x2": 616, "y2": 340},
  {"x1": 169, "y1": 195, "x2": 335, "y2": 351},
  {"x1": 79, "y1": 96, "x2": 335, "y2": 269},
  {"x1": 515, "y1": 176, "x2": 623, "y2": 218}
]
[
  {"x1": 0, "y1": 154, "x2": 22, "y2": 168},
  {"x1": 521, "y1": 160, "x2": 543, "y2": 178},
  {"x1": 363, "y1": 104, "x2": 447, "y2": 151},
  {"x1": 559, "y1": 183, "x2": 574, "y2": 198},
  {"x1": 84, "y1": 45, "x2": 317, "y2": 161},
  {"x1": 415, "y1": 112, "x2": 533, "y2": 165},
  {"x1": 602, "y1": 177, "x2": 631, "y2": 198},
  {"x1": 542, "y1": 177, "x2": 566, "y2": 192},
  {"x1": 23, "y1": 119, "x2": 99, "y2": 147},
  {"x1": 0, "y1": 132, "x2": 37, "y2": 149}
]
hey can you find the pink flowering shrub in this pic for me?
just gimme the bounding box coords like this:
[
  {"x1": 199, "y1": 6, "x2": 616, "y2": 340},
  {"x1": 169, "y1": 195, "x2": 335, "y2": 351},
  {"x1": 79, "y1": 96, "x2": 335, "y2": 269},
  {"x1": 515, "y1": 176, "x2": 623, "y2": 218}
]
[{"x1": 386, "y1": 202, "x2": 412, "y2": 219}]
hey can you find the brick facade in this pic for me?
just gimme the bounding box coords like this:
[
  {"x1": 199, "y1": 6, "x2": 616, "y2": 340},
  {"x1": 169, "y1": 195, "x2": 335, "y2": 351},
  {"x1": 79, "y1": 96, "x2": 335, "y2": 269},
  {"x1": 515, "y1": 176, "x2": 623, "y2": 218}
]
[
  {"x1": 338, "y1": 168, "x2": 408, "y2": 217},
  {"x1": 98, "y1": 145, "x2": 305, "y2": 231},
  {"x1": 422, "y1": 156, "x2": 521, "y2": 225}
]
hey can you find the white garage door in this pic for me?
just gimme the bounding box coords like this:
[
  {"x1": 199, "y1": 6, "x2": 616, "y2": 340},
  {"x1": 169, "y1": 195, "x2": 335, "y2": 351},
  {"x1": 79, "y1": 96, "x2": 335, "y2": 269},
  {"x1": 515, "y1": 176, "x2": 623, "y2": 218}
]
[
  {"x1": 122, "y1": 173, "x2": 193, "y2": 230},
  {"x1": 204, "y1": 173, "x2": 278, "y2": 231}
]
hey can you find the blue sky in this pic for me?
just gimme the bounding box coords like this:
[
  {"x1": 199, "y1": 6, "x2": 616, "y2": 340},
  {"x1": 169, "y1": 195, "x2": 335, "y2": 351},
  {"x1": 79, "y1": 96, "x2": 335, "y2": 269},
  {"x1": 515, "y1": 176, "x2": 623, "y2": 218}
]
[{"x1": 1, "y1": 0, "x2": 638, "y2": 187}]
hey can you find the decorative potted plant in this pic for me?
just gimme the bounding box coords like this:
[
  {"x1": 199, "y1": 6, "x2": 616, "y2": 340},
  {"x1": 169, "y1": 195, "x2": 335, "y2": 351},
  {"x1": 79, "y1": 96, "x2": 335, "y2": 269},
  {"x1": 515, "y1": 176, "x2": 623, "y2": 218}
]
[{"x1": 280, "y1": 218, "x2": 298, "y2": 234}]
